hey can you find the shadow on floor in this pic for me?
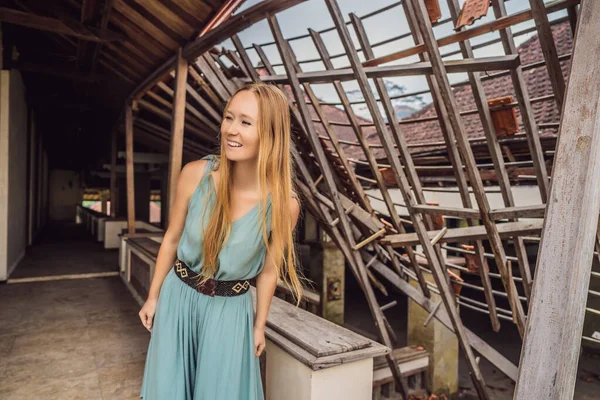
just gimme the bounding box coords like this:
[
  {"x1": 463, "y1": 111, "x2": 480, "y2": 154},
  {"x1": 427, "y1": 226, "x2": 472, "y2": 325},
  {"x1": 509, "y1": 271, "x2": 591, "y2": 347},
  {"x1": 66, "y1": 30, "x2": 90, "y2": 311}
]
[{"x1": 10, "y1": 221, "x2": 119, "y2": 280}]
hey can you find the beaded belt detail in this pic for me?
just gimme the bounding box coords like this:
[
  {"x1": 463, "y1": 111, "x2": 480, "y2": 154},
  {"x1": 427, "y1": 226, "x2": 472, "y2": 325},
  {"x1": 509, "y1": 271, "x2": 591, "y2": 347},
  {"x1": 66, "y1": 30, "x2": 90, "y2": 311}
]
[{"x1": 173, "y1": 259, "x2": 250, "y2": 297}]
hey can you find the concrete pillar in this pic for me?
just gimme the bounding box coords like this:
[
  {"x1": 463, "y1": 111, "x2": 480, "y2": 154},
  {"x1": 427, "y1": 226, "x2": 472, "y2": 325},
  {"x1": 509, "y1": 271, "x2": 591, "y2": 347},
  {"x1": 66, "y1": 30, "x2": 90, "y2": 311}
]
[
  {"x1": 321, "y1": 237, "x2": 345, "y2": 325},
  {"x1": 407, "y1": 270, "x2": 459, "y2": 396}
]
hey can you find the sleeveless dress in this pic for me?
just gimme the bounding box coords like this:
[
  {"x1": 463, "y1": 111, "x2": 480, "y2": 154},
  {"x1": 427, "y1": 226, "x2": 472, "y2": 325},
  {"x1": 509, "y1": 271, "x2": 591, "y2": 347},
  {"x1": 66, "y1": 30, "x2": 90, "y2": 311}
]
[{"x1": 140, "y1": 154, "x2": 271, "y2": 400}]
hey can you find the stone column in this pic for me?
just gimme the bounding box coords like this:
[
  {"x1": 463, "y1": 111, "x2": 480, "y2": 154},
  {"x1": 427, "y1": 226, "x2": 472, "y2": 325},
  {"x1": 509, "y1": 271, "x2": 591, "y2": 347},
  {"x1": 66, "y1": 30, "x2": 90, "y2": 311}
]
[{"x1": 407, "y1": 270, "x2": 458, "y2": 396}]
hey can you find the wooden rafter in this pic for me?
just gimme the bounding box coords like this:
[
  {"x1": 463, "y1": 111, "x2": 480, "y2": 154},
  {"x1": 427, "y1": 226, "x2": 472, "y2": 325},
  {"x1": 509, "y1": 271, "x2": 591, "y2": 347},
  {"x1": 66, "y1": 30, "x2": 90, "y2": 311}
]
[{"x1": 0, "y1": 7, "x2": 124, "y2": 42}]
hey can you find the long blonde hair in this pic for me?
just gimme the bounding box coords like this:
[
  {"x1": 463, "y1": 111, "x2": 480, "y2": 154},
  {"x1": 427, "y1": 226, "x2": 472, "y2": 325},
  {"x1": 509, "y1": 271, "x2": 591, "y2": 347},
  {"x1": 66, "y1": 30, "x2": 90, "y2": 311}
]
[{"x1": 195, "y1": 82, "x2": 305, "y2": 306}]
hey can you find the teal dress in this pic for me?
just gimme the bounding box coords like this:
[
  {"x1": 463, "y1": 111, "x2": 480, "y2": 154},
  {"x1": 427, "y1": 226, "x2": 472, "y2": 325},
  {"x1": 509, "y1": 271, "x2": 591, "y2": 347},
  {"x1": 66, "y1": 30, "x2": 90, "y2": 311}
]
[{"x1": 140, "y1": 154, "x2": 271, "y2": 400}]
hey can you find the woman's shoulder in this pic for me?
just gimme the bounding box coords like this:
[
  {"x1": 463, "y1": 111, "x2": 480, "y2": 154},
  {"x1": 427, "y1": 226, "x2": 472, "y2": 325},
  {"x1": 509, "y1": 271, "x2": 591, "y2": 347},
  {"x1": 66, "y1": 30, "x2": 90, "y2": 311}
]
[{"x1": 179, "y1": 156, "x2": 214, "y2": 188}]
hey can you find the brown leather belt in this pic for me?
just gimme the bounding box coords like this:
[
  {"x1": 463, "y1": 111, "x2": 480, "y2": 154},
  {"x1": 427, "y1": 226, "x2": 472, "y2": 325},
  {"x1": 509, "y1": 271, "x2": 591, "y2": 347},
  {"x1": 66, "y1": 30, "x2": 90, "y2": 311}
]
[{"x1": 173, "y1": 259, "x2": 250, "y2": 297}]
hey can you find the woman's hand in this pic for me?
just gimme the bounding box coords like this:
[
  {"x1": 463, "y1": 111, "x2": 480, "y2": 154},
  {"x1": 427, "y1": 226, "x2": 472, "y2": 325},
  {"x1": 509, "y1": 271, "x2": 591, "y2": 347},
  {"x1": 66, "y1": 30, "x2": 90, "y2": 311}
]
[
  {"x1": 254, "y1": 326, "x2": 266, "y2": 357},
  {"x1": 139, "y1": 297, "x2": 158, "y2": 333}
]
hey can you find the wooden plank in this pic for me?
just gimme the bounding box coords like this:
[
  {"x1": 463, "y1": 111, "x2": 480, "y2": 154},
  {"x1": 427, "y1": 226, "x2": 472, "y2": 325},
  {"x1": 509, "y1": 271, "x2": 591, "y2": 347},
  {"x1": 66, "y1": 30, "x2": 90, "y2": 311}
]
[
  {"x1": 411, "y1": 0, "x2": 526, "y2": 339},
  {"x1": 194, "y1": 56, "x2": 230, "y2": 103},
  {"x1": 128, "y1": 0, "x2": 305, "y2": 102},
  {"x1": 113, "y1": 1, "x2": 179, "y2": 48},
  {"x1": 491, "y1": 0, "x2": 549, "y2": 201},
  {"x1": 489, "y1": 204, "x2": 546, "y2": 220},
  {"x1": 348, "y1": 15, "x2": 438, "y2": 299},
  {"x1": 401, "y1": 0, "x2": 502, "y2": 335},
  {"x1": 447, "y1": 0, "x2": 533, "y2": 309},
  {"x1": 125, "y1": 102, "x2": 136, "y2": 234},
  {"x1": 528, "y1": 0, "x2": 566, "y2": 112},
  {"x1": 204, "y1": 53, "x2": 237, "y2": 95},
  {"x1": 324, "y1": 2, "x2": 480, "y2": 397},
  {"x1": 266, "y1": 289, "x2": 373, "y2": 357},
  {"x1": 412, "y1": 204, "x2": 480, "y2": 219},
  {"x1": 185, "y1": 83, "x2": 221, "y2": 123},
  {"x1": 110, "y1": 11, "x2": 170, "y2": 59},
  {"x1": 137, "y1": 99, "x2": 214, "y2": 142},
  {"x1": 188, "y1": 65, "x2": 223, "y2": 108},
  {"x1": 362, "y1": 0, "x2": 579, "y2": 67},
  {"x1": 128, "y1": 237, "x2": 161, "y2": 258},
  {"x1": 515, "y1": 1, "x2": 600, "y2": 397},
  {"x1": 131, "y1": 0, "x2": 195, "y2": 39},
  {"x1": 270, "y1": 9, "x2": 412, "y2": 398},
  {"x1": 166, "y1": 49, "x2": 188, "y2": 227},
  {"x1": 157, "y1": 82, "x2": 218, "y2": 132},
  {"x1": 254, "y1": 55, "x2": 520, "y2": 85},
  {"x1": 0, "y1": 7, "x2": 124, "y2": 42},
  {"x1": 170, "y1": 0, "x2": 213, "y2": 22},
  {"x1": 367, "y1": 254, "x2": 518, "y2": 381},
  {"x1": 382, "y1": 220, "x2": 543, "y2": 246}
]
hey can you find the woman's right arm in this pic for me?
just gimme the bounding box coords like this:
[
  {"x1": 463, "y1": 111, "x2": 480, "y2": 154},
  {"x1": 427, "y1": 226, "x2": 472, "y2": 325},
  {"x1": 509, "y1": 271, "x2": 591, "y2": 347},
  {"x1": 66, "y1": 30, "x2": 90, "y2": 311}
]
[{"x1": 138, "y1": 159, "x2": 207, "y2": 331}]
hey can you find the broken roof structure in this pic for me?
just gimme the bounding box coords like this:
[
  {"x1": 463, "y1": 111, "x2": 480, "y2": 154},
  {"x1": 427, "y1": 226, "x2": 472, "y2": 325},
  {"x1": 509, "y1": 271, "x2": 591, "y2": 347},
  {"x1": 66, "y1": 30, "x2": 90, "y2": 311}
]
[
  {"x1": 2, "y1": 0, "x2": 598, "y2": 399},
  {"x1": 113, "y1": 1, "x2": 598, "y2": 398}
]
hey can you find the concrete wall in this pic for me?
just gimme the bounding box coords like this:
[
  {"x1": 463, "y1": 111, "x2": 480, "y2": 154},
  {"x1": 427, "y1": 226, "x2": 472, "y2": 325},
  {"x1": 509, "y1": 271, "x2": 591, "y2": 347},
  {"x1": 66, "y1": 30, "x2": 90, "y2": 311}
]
[
  {"x1": 0, "y1": 70, "x2": 29, "y2": 280},
  {"x1": 48, "y1": 170, "x2": 81, "y2": 221}
]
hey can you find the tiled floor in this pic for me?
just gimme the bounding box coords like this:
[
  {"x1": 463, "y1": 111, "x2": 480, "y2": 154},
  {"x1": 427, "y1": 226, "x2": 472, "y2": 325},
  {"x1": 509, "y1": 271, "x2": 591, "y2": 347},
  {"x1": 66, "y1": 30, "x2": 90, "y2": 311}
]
[{"x1": 0, "y1": 222, "x2": 148, "y2": 400}]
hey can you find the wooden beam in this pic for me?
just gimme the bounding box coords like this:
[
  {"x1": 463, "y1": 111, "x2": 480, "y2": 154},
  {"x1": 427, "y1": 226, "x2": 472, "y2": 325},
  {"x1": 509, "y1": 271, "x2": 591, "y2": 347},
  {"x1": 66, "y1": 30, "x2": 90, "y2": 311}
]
[
  {"x1": 125, "y1": 101, "x2": 136, "y2": 233},
  {"x1": 137, "y1": 99, "x2": 214, "y2": 142},
  {"x1": 346, "y1": 15, "x2": 436, "y2": 299},
  {"x1": 382, "y1": 220, "x2": 543, "y2": 247},
  {"x1": 445, "y1": 0, "x2": 533, "y2": 305},
  {"x1": 128, "y1": 0, "x2": 306, "y2": 102},
  {"x1": 515, "y1": 1, "x2": 600, "y2": 397},
  {"x1": 489, "y1": 204, "x2": 546, "y2": 220},
  {"x1": 401, "y1": 0, "x2": 503, "y2": 335},
  {"x1": 167, "y1": 49, "x2": 188, "y2": 227},
  {"x1": 0, "y1": 7, "x2": 124, "y2": 42},
  {"x1": 411, "y1": 0, "x2": 527, "y2": 338},
  {"x1": 490, "y1": 0, "x2": 550, "y2": 202},
  {"x1": 412, "y1": 204, "x2": 480, "y2": 219},
  {"x1": 16, "y1": 62, "x2": 115, "y2": 83},
  {"x1": 362, "y1": 0, "x2": 579, "y2": 67},
  {"x1": 270, "y1": 8, "x2": 412, "y2": 398},
  {"x1": 367, "y1": 254, "x2": 518, "y2": 381},
  {"x1": 252, "y1": 55, "x2": 520, "y2": 85},
  {"x1": 528, "y1": 0, "x2": 566, "y2": 111}
]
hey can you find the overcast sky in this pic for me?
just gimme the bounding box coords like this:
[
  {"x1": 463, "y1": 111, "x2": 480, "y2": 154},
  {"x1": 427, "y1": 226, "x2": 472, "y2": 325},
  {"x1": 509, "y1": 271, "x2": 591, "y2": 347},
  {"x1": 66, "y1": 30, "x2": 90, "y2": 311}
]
[{"x1": 219, "y1": 0, "x2": 567, "y2": 114}]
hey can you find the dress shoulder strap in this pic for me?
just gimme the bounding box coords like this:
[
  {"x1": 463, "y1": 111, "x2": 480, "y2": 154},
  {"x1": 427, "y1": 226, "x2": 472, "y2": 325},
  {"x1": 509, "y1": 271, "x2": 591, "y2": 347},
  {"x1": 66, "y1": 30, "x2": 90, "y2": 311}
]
[{"x1": 200, "y1": 154, "x2": 219, "y2": 180}]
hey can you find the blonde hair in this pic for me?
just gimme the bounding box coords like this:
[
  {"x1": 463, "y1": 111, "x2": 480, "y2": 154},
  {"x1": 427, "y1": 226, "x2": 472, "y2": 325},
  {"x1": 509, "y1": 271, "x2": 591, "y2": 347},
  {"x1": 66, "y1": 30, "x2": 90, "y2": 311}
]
[{"x1": 195, "y1": 82, "x2": 305, "y2": 306}]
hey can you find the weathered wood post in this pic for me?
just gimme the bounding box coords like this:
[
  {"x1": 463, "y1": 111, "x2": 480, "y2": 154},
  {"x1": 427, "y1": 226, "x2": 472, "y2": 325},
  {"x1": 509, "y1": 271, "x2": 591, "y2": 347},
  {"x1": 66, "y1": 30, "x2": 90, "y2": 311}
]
[
  {"x1": 125, "y1": 100, "x2": 135, "y2": 233},
  {"x1": 166, "y1": 48, "x2": 188, "y2": 227},
  {"x1": 515, "y1": 1, "x2": 600, "y2": 398}
]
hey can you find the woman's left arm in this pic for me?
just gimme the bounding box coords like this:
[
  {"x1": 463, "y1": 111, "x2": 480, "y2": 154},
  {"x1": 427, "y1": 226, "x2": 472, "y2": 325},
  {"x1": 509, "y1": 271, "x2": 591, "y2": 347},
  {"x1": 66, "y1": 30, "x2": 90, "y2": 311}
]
[{"x1": 254, "y1": 197, "x2": 300, "y2": 356}]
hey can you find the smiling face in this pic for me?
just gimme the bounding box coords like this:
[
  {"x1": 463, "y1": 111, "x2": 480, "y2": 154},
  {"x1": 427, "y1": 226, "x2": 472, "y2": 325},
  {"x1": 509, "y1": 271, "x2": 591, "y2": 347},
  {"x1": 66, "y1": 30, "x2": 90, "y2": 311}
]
[{"x1": 221, "y1": 90, "x2": 260, "y2": 161}]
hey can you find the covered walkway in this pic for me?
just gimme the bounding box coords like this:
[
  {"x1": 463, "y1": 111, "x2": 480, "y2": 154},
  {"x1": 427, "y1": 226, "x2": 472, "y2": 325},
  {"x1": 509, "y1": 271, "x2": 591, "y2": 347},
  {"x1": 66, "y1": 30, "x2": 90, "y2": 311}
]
[{"x1": 0, "y1": 222, "x2": 148, "y2": 400}]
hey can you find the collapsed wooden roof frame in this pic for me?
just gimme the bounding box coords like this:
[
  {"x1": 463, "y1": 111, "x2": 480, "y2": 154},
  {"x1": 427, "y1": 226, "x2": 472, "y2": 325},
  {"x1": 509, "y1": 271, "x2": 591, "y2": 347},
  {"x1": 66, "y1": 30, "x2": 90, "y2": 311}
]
[{"x1": 115, "y1": 0, "x2": 598, "y2": 398}]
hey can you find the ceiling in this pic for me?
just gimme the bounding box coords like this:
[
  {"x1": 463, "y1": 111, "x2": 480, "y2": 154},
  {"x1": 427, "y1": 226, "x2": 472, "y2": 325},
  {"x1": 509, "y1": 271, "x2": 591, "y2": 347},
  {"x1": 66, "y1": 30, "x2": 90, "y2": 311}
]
[{"x1": 0, "y1": 0, "x2": 228, "y2": 171}]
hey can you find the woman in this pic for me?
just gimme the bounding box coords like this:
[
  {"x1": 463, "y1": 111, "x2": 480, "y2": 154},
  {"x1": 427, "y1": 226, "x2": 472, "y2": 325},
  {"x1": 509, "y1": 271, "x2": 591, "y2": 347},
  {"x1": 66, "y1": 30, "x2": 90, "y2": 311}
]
[{"x1": 139, "y1": 82, "x2": 303, "y2": 400}]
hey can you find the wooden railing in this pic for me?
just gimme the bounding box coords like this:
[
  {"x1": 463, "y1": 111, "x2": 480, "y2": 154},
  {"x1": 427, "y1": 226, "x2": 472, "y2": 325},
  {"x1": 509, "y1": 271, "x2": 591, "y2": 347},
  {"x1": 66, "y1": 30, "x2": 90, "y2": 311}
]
[{"x1": 117, "y1": 232, "x2": 429, "y2": 399}]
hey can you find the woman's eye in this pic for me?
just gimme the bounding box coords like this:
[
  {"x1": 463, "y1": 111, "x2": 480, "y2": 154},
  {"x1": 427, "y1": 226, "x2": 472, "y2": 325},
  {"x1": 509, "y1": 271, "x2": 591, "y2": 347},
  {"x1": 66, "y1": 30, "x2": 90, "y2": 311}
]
[
  {"x1": 225, "y1": 115, "x2": 233, "y2": 120},
  {"x1": 242, "y1": 121, "x2": 251, "y2": 126}
]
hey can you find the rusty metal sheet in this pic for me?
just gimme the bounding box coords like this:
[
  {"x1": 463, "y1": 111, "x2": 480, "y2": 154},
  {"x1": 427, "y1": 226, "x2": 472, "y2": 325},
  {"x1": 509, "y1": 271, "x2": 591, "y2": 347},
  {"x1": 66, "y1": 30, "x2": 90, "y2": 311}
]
[{"x1": 455, "y1": 0, "x2": 490, "y2": 29}]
